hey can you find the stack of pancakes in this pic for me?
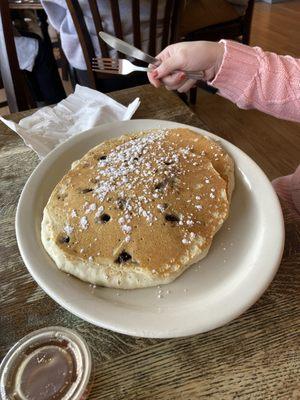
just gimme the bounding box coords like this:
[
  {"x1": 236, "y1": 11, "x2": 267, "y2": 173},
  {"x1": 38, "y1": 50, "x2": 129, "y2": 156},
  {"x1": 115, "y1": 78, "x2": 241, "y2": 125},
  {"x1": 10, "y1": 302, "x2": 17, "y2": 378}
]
[{"x1": 41, "y1": 128, "x2": 234, "y2": 289}]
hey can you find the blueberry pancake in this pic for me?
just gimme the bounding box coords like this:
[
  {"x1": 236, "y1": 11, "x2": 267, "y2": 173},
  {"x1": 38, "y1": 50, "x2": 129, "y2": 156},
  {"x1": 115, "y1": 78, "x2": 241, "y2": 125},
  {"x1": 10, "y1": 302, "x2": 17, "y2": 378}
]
[{"x1": 41, "y1": 128, "x2": 234, "y2": 289}]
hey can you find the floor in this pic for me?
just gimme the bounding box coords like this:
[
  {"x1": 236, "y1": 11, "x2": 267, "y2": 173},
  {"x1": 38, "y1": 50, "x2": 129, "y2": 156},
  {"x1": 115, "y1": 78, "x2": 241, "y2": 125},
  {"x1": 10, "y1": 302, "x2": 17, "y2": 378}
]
[{"x1": 1, "y1": 1, "x2": 300, "y2": 178}]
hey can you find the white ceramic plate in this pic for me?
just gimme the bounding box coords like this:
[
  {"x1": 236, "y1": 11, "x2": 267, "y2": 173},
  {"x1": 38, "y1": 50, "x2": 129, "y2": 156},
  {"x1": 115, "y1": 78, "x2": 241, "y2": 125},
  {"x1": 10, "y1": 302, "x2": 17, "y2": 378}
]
[{"x1": 16, "y1": 120, "x2": 284, "y2": 338}]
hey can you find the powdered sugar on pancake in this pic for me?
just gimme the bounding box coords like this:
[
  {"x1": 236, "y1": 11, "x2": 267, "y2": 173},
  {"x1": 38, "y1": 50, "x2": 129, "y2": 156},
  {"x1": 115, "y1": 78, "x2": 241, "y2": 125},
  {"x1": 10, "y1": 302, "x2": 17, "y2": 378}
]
[{"x1": 41, "y1": 128, "x2": 234, "y2": 289}]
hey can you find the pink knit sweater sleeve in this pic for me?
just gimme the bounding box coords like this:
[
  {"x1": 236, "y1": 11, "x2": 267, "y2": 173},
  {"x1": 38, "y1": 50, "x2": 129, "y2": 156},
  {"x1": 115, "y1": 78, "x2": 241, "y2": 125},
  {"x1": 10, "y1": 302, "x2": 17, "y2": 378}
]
[{"x1": 211, "y1": 40, "x2": 300, "y2": 123}]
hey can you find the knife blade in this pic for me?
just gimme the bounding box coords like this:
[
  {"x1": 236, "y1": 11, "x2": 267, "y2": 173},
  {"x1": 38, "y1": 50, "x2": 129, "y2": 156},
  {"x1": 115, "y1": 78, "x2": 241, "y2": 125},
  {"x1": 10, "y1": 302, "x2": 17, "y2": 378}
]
[{"x1": 99, "y1": 31, "x2": 160, "y2": 66}]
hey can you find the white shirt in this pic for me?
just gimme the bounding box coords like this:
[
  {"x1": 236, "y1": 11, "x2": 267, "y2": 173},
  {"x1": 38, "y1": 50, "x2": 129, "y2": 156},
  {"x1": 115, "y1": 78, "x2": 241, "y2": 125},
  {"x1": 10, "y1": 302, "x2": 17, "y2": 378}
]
[
  {"x1": 14, "y1": 36, "x2": 39, "y2": 72},
  {"x1": 41, "y1": 0, "x2": 166, "y2": 70}
]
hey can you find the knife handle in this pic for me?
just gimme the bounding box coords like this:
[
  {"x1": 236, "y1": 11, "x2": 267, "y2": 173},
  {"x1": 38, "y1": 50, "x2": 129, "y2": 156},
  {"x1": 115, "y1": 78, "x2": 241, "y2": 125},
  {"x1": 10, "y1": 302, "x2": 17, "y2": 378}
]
[
  {"x1": 196, "y1": 81, "x2": 218, "y2": 94},
  {"x1": 156, "y1": 67, "x2": 218, "y2": 94},
  {"x1": 149, "y1": 63, "x2": 218, "y2": 94}
]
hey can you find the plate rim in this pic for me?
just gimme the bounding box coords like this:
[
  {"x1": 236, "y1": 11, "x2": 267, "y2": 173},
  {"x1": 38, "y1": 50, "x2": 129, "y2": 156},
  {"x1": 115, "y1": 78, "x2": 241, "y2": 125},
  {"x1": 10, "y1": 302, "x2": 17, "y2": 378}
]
[{"x1": 15, "y1": 119, "x2": 285, "y2": 338}]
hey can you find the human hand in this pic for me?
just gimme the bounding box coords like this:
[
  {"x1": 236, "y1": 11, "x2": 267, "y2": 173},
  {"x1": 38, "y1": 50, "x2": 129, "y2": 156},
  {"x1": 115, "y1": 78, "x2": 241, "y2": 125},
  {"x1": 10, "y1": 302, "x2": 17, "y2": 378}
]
[{"x1": 148, "y1": 41, "x2": 224, "y2": 92}]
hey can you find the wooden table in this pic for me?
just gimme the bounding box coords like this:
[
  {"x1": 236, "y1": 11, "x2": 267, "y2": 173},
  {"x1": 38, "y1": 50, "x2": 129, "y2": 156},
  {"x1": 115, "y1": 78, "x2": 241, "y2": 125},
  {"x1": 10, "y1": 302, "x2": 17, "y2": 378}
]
[{"x1": 0, "y1": 85, "x2": 299, "y2": 399}]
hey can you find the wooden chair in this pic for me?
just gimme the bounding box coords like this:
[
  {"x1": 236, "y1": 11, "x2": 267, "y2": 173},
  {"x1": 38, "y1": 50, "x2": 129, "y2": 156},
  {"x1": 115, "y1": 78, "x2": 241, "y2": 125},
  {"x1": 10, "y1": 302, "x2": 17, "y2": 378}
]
[
  {"x1": 0, "y1": 1, "x2": 68, "y2": 113},
  {"x1": 0, "y1": 0, "x2": 35, "y2": 112},
  {"x1": 181, "y1": 0, "x2": 255, "y2": 104},
  {"x1": 182, "y1": 0, "x2": 255, "y2": 45},
  {"x1": 65, "y1": 0, "x2": 182, "y2": 90}
]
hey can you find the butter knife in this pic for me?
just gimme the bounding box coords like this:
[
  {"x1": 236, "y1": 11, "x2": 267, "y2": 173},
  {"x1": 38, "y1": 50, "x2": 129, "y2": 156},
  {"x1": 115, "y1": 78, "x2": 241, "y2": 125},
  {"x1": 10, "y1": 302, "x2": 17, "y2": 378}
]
[
  {"x1": 99, "y1": 31, "x2": 217, "y2": 94},
  {"x1": 99, "y1": 31, "x2": 159, "y2": 66}
]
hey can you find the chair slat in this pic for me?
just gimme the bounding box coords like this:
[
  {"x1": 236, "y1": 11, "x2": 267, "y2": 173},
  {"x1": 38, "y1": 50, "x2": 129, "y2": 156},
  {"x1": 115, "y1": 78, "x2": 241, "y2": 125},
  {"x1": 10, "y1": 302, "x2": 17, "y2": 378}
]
[
  {"x1": 109, "y1": 0, "x2": 123, "y2": 58},
  {"x1": 88, "y1": 0, "x2": 109, "y2": 57},
  {"x1": 169, "y1": 1, "x2": 182, "y2": 43},
  {"x1": 0, "y1": 0, "x2": 34, "y2": 112},
  {"x1": 66, "y1": 0, "x2": 97, "y2": 88},
  {"x1": 161, "y1": 0, "x2": 172, "y2": 49},
  {"x1": 148, "y1": 0, "x2": 158, "y2": 56},
  {"x1": 131, "y1": 0, "x2": 141, "y2": 49}
]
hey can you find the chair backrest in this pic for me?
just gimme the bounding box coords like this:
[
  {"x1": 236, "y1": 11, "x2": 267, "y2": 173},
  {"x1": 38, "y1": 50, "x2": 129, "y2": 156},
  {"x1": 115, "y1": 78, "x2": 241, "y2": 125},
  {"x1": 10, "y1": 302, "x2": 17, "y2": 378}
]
[
  {"x1": 0, "y1": 0, "x2": 35, "y2": 112},
  {"x1": 181, "y1": 0, "x2": 254, "y2": 45},
  {"x1": 65, "y1": 0, "x2": 182, "y2": 89}
]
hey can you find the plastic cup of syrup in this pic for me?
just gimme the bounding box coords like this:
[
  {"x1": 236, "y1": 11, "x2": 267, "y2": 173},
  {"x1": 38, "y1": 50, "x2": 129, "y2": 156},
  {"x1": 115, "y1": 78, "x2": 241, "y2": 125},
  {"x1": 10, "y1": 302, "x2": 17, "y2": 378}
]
[{"x1": 0, "y1": 327, "x2": 92, "y2": 400}]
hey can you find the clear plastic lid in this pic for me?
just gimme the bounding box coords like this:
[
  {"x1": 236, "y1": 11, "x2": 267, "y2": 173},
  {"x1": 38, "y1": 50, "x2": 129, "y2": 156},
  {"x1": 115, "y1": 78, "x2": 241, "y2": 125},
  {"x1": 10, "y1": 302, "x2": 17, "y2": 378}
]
[{"x1": 0, "y1": 326, "x2": 92, "y2": 400}]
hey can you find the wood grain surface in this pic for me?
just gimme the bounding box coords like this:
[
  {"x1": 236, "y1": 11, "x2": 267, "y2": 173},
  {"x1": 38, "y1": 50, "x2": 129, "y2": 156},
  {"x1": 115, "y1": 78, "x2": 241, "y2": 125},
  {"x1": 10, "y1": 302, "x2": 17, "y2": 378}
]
[{"x1": 0, "y1": 85, "x2": 299, "y2": 399}]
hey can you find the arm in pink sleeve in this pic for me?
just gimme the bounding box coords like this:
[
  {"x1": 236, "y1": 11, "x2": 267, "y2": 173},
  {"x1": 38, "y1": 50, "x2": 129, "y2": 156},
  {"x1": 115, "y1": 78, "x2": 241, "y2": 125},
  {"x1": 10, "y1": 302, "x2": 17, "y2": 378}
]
[{"x1": 211, "y1": 40, "x2": 300, "y2": 123}]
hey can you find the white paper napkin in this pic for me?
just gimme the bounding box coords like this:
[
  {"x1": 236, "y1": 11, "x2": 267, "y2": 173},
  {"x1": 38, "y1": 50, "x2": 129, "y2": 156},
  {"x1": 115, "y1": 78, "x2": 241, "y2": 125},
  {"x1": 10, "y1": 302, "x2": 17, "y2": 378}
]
[{"x1": 0, "y1": 85, "x2": 140, "y2": 159}]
